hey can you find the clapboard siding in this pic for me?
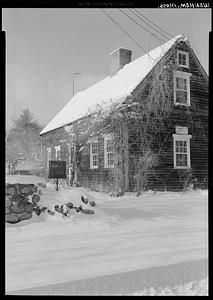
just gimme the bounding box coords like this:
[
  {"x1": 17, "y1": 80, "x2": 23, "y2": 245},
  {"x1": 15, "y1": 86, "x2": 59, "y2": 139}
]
[{"x1": 41, "y1": 39, "x2": 208, "y2": 192}]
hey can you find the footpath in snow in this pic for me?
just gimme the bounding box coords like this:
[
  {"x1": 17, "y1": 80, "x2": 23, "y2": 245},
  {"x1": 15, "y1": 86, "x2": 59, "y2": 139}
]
[{"x1": 6, "y1": 178, "x2": 208, "y2": 294}]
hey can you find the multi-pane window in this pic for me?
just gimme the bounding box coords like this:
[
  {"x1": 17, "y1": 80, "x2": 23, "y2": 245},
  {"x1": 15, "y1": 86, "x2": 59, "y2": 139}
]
[
  {"x1": 47, "y1": 148, "x2": 51, "y2": 161},
  {"x1": 173, "y1": 133, "x2": 191, "y2": 169},
  {"x1": 174, "y1": 71, "x2": 191, "y2": 106},
  {"x1": 90, "y1": 140, "x2": 98, "y2": 169},
  {"x1": 104, "y1": 134, "x2": 114, "y2": 168},
  {"x1": 55, "y1": 146, "x2": 61, "y2": 161},
  {"x1": 177, "y1": 50, "x2": 189, "y2": 68}
]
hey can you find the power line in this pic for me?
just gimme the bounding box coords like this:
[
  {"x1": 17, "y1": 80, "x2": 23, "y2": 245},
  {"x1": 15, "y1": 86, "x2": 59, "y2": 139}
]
[
  {"x1": 119, "y1": 8, "x2": 166, "y2": 44},
  {"x1": 101, "y1": 8, "x2": 147, "y2": 54},
  {"x1": 128, "y1": 8, "x2": 173, "y2": 42},
  {"x1": 133, "y1": 8, "x2": 174, "y2": 40}
]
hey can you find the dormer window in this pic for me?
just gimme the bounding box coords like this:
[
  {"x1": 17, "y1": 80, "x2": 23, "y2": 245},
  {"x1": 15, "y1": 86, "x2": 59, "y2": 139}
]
[{"x1": 177, "y1": 50, "x2": 189, "y2": 68}]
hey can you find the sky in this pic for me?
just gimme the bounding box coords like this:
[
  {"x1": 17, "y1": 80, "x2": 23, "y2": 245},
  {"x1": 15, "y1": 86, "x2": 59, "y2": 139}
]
[{"x1": 3, "y1": 8, "x2": 211, "y2": 130}]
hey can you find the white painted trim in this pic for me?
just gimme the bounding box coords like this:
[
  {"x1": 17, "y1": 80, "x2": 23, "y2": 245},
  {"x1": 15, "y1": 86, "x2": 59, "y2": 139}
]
[
  {"x1": 55, "y1": 145, "x2": 61, "y2": 160},
  {"x1": 104, "y1": 133, "x2": 114, "y2": 168},
  {"x1": 90, "y1": 140, "x2": 98, "y2": 169},
  {"x1": 177, "y1": 50, "x2": 189, "y2": 68},
  {"x1": 173, "y1": 133, "x2": 192, "y2": 169},
  {"x1": 173, "y1": 71, "x2": 191, "y2": 106}
]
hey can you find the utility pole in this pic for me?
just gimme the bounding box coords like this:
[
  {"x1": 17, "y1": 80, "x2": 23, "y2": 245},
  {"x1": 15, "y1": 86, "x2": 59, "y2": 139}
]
[{"x1": 73, "y1": 72, "x2": 81, "y2": 96}]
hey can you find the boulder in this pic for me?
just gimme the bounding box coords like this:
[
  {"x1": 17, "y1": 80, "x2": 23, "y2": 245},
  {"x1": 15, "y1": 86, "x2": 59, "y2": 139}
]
[
  {"x1": 5, "y1": 207, "x2": 10, "y2": 214},
  {"x1": 24, "y1": 202, "x2": 34, "y2": 212},
  {"x1": 89, "y1": 201, "x2": 96, "y2": 207},
  {"x1": 6, "y1": 213, "x2": 20, "y2": 224},
  {"x1": 19, "y1": 212, "x2": 32, "y2": 221},
  {"x1": 32, "y1": 194, "x2": 40, "y2": 204},
  {"x1": 47, "y1": 209, "x2": 55, "y2": 216},
  {"x1": 81, "y1": 209, "x2": 95, "y2": 215},
  {"x1": 6, "y1": 186, "x2": 16, "y2": 196},
  {"x1": 6, "y1": 195, "x2": 12, "y2": 207},
  {"x1": 10, "y1": 203, "x2": 25, "y2": 214},
  {"x1": 34, "y1": 206, "x2": 41, "y2": 216},
  {"x1": 66, "y1": 202, "x2": 73, "y2": 209},
  {"x1": 19, "y1": 184, "x2": 37, "y2": 195}
]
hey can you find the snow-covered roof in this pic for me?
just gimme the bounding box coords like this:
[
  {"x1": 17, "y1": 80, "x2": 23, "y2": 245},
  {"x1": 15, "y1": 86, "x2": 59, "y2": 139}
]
[{"x1": 40, "y1": 34, "x2": 186, "y2": 135}]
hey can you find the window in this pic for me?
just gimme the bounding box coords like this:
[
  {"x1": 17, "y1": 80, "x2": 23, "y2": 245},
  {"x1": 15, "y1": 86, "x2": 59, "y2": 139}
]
[
  {"x1": 55, "y1": 146, "x2": 61, "y2": 161},
  {"x1": 47, "y1": 148, "x2": 51, "y2": 167},
  {"x1": 104, "y1": 134, "x2": 114, "y2": 168},
  {"x1": 68, "y1": 144, "x2": 75, "y2": 165},
  {"x1": 174, "y1": 71, "x2": 191, "y2": 106},
  {"x1": 47, "y1": 148, "x2": 51, "y2": 160},
  {"x1": 177, "y1": 50, "x2": 189, "y2": 68},
  {"x1": 90, "y1": 140, "x2": 98, "y2": 169},
  {"x1": 173, "y1": 133, "x2": 191, "y2": 169}
]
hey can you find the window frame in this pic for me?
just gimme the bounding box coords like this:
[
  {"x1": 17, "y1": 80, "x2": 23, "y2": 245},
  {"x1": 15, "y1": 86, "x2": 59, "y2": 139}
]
[
  {"x1": 90, "y1": 138, "x2": 99, "y2": 169},
  {"x1": 104, "y1": 133, "x2": 114, "y2": 168},
  {"x1": 173, "y1": 133, "x2": 192, "y2": 169},
  {"x1": 177, "y1": 50, "x2": 189, "y2": 68},
  {"x1": 55, "y1": 145, "x2": 61, "y2": 161},
  {"x1": 173, "y1": 70, "x2": 191, "y2": 107}
]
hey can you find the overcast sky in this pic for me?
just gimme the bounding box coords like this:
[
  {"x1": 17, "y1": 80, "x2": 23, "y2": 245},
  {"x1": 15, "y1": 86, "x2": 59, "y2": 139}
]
[{"x1": 3, "y1": 8, "x2": 211, "y2": 130}]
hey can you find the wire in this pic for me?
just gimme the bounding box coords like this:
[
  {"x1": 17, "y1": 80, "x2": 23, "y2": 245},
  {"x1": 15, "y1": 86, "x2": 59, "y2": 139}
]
[
  {"x1": 133, "y1": 8, "x2": 174, "y2": 39},
  {"x1": 128, "y1": 8, "x2": 173, "y2": 42},
  {"x1": 119, "y1": 8, "x2": 166, "y2": 44},
  {"x1": 101, "y1": 8, "x2": 147, "y2": 53}
]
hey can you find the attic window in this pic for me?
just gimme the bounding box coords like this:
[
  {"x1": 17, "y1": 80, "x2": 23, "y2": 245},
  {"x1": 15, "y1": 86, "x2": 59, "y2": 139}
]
[
  {"x1": 174, "y1": 71, "x2": 191, "y2": 106},
  {"x1": 177, "y1": 50, "x2": 189, "y2": 68}
]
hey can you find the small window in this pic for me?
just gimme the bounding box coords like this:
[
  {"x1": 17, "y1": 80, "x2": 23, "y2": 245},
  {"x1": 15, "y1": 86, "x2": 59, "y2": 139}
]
[
  {"x1": 177, "y1": 50, "x2": 189, "y2": 68},
  {"x1": 173, "y1": 133, "x2": 191, "y2": 169},
  {"x1": 174, "y1": 71, "x2": 191, "y2": 106},
  {"x1": 90, "y1": 140, "x2": 98, "y2": 169},
  {"x1": 55, "y1": 146, "x2": 61, "y2": 161},
  {"x1": 104, "y1": 134, "x2": 114, "y2": 168}
]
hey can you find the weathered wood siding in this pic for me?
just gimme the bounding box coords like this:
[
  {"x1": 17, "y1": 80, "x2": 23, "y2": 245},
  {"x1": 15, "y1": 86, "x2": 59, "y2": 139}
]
[{"x1": 128, "y1": 40, "x2": 208, "y2": 191}]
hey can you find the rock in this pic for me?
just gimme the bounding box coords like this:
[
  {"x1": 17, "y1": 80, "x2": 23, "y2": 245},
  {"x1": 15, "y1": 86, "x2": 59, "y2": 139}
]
[
  {"x1": 54, "y1": 205, "x2": 63, "y2": 213},
  {"x1": 34, "y1": 206, "x2": 41, "y2": 216},
  {"x1": 47, "y1": 209, "x2": 55, "y2": 216},
  {"x1": 10, "y1": 203, "x2": 25, "y2": 214},
  {"x1": 41, "y1": 207, "x2": 47, "y2": 212},
  {"x1": 19, "y1": 212, "x2": 32, "y2": 221},
  {"x1": 89, "y1": 201, "x2": 96, "y2": 207},
  {"x1": 81, "y1": 209, "x2": 95, "y2": 215},
  {"x1": 24, "y1": 202, "x2": 34, "y2": 212},
  {"x1": 38, "y1": 190, "x2": 42, "y2": 195},
  {"x1": 6, "y1": 195, "x2": 12, "y2": 207},
  {"x1": 6, "y1": 213, "x2": 20, "y2": 224},
  {"x1": 66, "y1": 202, "x2": 73, "y2": 209},
  {"x1": 81, "y1": 195, "x2": 88, "y2": 204},
  {"x1": 32, "y1": 194, "x2": 40, "y2": 204},
  {"x1": 19, "y1": 184, "x2": 37, "y2": 195},
  {"x1": 6, "y1": 186, "x2": 16, "y2": 196},
  {"x1": 5, "y1": 207, "x2": 10, "y2": 214}
]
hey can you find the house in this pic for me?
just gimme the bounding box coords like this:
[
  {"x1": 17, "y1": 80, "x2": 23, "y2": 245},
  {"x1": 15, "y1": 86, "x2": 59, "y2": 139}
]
[{"x1": 40, "y1": 34, "x2": 208, "y2": 193}]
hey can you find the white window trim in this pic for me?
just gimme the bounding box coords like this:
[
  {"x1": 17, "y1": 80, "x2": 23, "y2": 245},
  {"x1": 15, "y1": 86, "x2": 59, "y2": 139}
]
[
  {"x1": 90, "y1": 138, "x2": 98, "y2": 169},
  {"x1": 103, "y1": 133, "x2": 114, "y2": 168},
  {"x1": 55, "y1": 145, "x2": 61, "y2": 160},
  {"x1": 174, "y1": 71, "x2": 191, "y2": 107},
  {"x1": 173, "y1": 133, "x2": 192, "y2": 169},
  {"x1": 177, "y1": 50, "x2": 189, "y2": 68}
]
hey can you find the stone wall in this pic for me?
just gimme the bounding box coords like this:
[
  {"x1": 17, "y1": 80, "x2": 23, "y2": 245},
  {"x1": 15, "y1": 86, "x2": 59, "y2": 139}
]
[{"x1": 5, "y1": 183, "x2": 44, "y2": 224}]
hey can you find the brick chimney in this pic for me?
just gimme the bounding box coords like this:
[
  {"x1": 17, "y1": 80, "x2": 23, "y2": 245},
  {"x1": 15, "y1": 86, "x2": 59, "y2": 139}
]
[{"x1": 110, "y1": 48, "x2": 132, "y2": 76}]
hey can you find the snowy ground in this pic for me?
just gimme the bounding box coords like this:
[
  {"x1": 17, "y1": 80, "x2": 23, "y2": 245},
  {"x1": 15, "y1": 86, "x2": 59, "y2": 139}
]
[{"x1": 6, "y1": 178, "x2": 208, "y2": 295}]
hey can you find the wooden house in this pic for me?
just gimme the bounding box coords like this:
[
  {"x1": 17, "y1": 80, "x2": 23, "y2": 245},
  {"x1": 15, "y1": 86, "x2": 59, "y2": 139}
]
[{"x1": 40, "y1": 34, "x2": 208, "y2": 193}]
